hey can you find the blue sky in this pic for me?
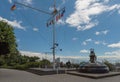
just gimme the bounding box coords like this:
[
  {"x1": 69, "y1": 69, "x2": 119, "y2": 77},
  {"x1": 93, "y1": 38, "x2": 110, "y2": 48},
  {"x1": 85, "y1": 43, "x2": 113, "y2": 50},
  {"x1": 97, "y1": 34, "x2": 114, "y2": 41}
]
[{"x1": 1, "y1": 0, "x2": 120, "y2": 62}]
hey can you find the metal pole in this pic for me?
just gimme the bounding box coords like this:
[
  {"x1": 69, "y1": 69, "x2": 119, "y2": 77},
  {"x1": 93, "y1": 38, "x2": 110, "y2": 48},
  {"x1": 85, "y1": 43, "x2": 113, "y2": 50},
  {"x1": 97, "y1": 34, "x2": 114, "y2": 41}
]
[
  {"x1": 53, "y1": 23, "x2": 56, "y2": 70},
  {"x1": 14, "y1": 1, "x2": 51, "y2": 15}
]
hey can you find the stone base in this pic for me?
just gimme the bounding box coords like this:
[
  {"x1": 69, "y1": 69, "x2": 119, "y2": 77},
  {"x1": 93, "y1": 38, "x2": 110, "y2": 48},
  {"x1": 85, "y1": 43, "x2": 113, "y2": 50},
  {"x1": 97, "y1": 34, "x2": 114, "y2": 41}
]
[
  {"x1": 26, "y1": 68, "x2": 76, "y2": 75},
  {"x1": 67, "y1": 71, "x2": 120, "y2": 79}
]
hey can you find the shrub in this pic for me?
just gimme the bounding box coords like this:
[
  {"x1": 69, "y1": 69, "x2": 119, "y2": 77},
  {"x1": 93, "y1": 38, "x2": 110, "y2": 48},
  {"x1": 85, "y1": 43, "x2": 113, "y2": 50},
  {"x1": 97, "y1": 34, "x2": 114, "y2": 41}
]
[
  {"x1": 13, "y1": 64, "x2": 29, "y2": 70},
  {"x1": 26, "y1": 62, "x2": 40, "y2": 68},
  {"x1": 104, "y1": 60, "x2": 115, "y2": 71}
]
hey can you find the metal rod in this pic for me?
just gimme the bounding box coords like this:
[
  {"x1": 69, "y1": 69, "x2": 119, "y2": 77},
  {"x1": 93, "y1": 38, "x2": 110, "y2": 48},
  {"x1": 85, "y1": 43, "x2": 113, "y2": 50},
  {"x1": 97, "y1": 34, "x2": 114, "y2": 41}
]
[
  {"x1": 14, "y1": 1, "x2": 52, "y2": 15},
  {"x1": 53, "y1": 23, "x2": 56, "y2": 70}
]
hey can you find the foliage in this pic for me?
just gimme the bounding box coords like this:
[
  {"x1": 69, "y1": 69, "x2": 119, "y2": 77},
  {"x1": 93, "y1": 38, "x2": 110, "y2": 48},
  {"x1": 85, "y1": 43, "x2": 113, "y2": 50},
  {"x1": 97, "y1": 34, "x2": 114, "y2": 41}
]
[
  {"x1": 40, "y1": 59, "x2": 51, "y2": 68},
  {"x1": 72, "y1": 63, "x2": 79, "y2": 69},
  {"x1": 0, "y1": 21, "x2": 52, "y2": 70},
  {"x1": 0, "y1": 21, "x2": 17, "y2": 55},
  {"x1": 13, "y1": 64, "x2": 29, "y2": 70},
  {"x1": 29, "y1": 56, "x2": 40, "y2": 62},
  {"x1": 0, "y1": 56, "x2": 5, "y2": 66},
  {"x1": 66, "y1": 61, "x2": 71, "y2": 68},
  {"x1": 104, "y1": 60, "x2": 115, "y2": 71}
]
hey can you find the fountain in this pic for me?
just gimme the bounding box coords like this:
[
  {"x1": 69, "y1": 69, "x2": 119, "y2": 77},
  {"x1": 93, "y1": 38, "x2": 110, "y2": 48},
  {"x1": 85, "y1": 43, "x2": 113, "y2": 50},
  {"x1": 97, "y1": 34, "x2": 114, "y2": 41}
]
[{"x1": 79, "y1": 49, "x2": 109, "y2": 73}]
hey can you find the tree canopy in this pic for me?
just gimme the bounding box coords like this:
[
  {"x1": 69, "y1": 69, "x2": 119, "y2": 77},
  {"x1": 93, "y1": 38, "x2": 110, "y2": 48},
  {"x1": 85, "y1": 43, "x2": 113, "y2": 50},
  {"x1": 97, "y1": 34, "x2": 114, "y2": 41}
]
[{"x1": 0, "y1": 20, "x2": 17, "y2": 55}]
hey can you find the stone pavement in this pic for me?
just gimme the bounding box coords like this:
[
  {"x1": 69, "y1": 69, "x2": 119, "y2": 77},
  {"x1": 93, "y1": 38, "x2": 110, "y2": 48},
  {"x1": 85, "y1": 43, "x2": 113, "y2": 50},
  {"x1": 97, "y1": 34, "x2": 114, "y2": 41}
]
[{"x1": 0, "y1": 68, "x2": 120, "y2": 82}]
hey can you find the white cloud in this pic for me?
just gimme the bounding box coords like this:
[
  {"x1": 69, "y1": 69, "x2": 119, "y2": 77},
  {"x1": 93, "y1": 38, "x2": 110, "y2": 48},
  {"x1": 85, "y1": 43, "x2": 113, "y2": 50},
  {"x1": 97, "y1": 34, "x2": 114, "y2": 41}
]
[
  {"x1": 94, "y1": 41, "x2": 100, "y2": 45},
  {"x1": 66, "y1": 0, "x2": 120, "y2": 31},
  {"x1": 56, "y1": 19, "x2": 65, "y2": 25},
  {"x1": 20, "y1": 50, "x2": 120, "y2": 63},
  {"x1": 8, "y1": 0, "x2": 12, "y2": 3},
  {"x1": 104, "y1": 0, "x2": 110, "y2": 3},
  {"x1": 94, "y1": 40, "x2": 107, "y2": 45},
  {"x1": 33, "y1": 28, "x2": 39, "y2": 32},
  {"x1": 19, "y1": 0, "x2": 33, "y2": 5},
  {"x1": 105, "y1": 49, "x2": 120, "y2": 56},
  {"x1": 0, "y1": 16, "x2": 25, "y2": 30},
  {"x1": 95, "y1": 30, "x2": 109, "y2": 35},
  {"x1": 62, "y1": 0, "x2": 67, "y2": 4},
  {"x1": 118, "y1": 10, "x2": 120, "y2": 14},
  {"x1": 82, "y1": 38, "x2": 92, "y2": 45},
  {"x1": 72, "y1": 37, "x2": 78, "y2": 41},
  {"x1": 8, "y1": 0, "x2": 33, "y2": 5},
  {"x1": 20, "y1": 51, "x2": 53, "y2": 62},
  {"x1": 80, "y1": 49, "x2": 89, "y2": 54},
  {"x1": 82, "y1": 38, "x2": 107, "y2": 46},
  {"x1": 82, "y1": 41, "x2": 87, "y2": 45},
  {"x1": 102, "y1": 30, "x2": 109, "y2": 35},
  {"x1": 17, "y1": 39, "x2": 20, "y2": 42},
  {"x1": 108, "y1": 42, "x2": 120, "y2": 48},
  {"x1": 95, "y1": 31, "x2": 100, "y2": 35},
  {"x1": 20, "y1": 50, "x2": 88, "y2": 63},
  {"x1": 86, "y1": 38, "x2": 92, "y2": 42},
  {"x1": 102, "y1": 41, "x2": 108, "y2": 45}
]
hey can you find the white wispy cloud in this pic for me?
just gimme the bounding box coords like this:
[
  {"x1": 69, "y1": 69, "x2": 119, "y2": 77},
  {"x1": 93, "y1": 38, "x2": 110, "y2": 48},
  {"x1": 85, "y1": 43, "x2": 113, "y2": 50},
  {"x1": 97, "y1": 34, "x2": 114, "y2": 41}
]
[
  {"x1": 72, "y1": 37, "x2": 78, "y2": 41},
  {"x1": 82, "y1": 38, "x2": 92, "y2": 45},
  {"x1": 102, "y1": 41, "x2": 108, "y2": 45},
  {"x1": 20, "y1": 50, "x2": 120, "y2": 63},
  {"x1": 95, "y1": 30, "x2": 109, "y2": 35},
  {"x1": 82, "y1": 38, "x2": 107, "y2": 46},
  {"x1": 94, "y1": 40, "x2": 108, "y2": 45},
  {"x1": 17, "y1": 39, "x2": 20, "y2": 42},
  {"x1": 104, "y1": 0, "x2": 110, "y2": 3},
  {"x1": 108, "y1": 42, "x2": 120, "y2": 48},
  {"x1": 20, "y1": 51, "x2": 52, "y2": 60},
  {"x1": 62, "y1": 0, "x2": 68, "y2": 4},
  {"x1": 82, "y1": 41, "x2": 87, "y2": 45},
  {"x1": 33, "y1": 28, "x2": 39, "y2": 32},
  {"x1": 80, "y1": 49, "x2": 89, "y2": 54},
  {"x1": 0, "y1": 16, "x2": 25, "y2": 30},
  {"x1": 56, "y1": 19, "x2": 65, "y2": 25},
  {"x1": 18, "y1": 0, "x2": 33, "y2": 5},
  {"x1": 66, "y1": 0, "x2": 120, "y2": 31},
  {"x1": 95, "y1": 31, "x2": 100, "y2": 35},
  {"x1": 8, "y1": 0, "x2": 12, "y2": 3},
  {"x1": 118, "y1": 10, "x2": 120, "y2": 14},
  {"x1": 86, "y1": 38, "x2": 92, "y2": 42},
  {"x1": 94, "y1": 41, "x2": 100, "y2": 45},
  {"x1": 105, "y1": 49, "x2": 120, "y2": 56},
  {"x1": 20, "y1": 51, "x2": 88, "y2": 63}
]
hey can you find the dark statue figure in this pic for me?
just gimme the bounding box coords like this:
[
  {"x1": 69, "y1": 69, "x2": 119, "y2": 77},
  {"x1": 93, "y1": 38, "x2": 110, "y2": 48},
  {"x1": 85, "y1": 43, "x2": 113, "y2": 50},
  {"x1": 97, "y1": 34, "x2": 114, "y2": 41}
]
[
  {"x1": 89, "y1": 49, "x2": 96, "y2": 63},
  {"x1": 79, "y1": 48, "x2": 109, "y2": 73}
]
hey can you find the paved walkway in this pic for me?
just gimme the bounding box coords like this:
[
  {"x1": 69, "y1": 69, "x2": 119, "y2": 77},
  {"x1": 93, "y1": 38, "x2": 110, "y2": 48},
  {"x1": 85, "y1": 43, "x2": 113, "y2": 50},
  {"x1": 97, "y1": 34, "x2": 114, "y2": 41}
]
[{"x1": 0, "y1": 68, "x2": 120, "y2": 82}]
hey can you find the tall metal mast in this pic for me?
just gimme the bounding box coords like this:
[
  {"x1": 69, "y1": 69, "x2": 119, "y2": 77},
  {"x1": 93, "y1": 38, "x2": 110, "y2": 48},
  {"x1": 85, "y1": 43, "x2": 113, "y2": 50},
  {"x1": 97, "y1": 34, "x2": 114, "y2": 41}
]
[
  {"x1": 52, "y1": 0, "x2": 56, "y2": 70},
  {"x1": 12, "y1": 0, "x2": 65, "y2": 70}
]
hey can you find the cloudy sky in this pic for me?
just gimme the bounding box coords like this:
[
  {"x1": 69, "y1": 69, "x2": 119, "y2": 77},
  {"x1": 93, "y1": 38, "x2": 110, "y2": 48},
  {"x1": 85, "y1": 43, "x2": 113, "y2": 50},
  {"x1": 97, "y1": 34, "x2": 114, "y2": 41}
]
[{"x1": 1, "y1": 0, "x2": 120, "y2": 63}]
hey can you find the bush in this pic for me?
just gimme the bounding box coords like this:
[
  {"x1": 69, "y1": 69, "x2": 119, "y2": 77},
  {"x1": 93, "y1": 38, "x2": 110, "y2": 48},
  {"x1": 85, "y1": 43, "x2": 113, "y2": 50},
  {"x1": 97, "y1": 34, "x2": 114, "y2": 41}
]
[
  {"x1": 26, "y1": 62, "x2": 40, "y2": 68},
  {"x1": 13, "y1": 62, "x2": 41, "y2": 70},
  {"x1": 13, "y1": 64, "x2": 29, "y2": 70},
  {"x1": 0, "y1": 57, "x2": 5, "y2": 66},
  {"x1": 104, "y1": 60, "x2": 115, "y2": 71}
]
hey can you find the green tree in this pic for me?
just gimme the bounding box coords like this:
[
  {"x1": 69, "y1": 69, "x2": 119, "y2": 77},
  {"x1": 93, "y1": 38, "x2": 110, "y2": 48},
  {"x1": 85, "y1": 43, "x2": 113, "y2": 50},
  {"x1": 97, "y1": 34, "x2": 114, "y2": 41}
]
[
  {"x1": 40, "y1": 59, "x2": 51, "y2": 68},
  {"x1": 66, "y1": 61, "x2": 71, "y2": 68},
  {"x1": 104, "y1": 60, "x2": 115, "y2": 71},
  {"x1": 0, "y1": 21, "x2": 17, "y2": 55},
  {"x1": 29, "y1": 56, "x2": 40, "y2": 62}
]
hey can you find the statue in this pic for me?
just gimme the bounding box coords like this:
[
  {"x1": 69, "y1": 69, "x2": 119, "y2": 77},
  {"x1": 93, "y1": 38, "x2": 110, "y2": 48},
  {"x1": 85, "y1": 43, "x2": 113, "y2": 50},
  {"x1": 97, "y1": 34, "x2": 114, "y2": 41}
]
[
  {"x1": 79, "y1": 48, "x2": 109, "y2": 73},
  {"x1": 89, "y1": 48, "x2": 96, "y2": 63}
]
